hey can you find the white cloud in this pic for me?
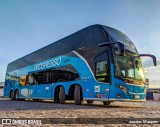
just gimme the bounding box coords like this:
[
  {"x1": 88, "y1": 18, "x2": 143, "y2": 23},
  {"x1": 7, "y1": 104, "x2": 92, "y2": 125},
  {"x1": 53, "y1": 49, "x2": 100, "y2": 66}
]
[
  {"x1": 142, "y1": 58, "x2": 160, "y2": 69},
  {"x1": 145, "y1": 65, "x2": 160, "y2": 88}
]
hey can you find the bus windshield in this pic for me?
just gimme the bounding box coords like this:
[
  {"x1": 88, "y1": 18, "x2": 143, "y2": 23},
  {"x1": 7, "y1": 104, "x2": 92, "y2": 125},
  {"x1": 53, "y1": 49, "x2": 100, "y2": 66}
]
[{"x1": 113, "y1": 50, "x2": 145, "y2": 84}]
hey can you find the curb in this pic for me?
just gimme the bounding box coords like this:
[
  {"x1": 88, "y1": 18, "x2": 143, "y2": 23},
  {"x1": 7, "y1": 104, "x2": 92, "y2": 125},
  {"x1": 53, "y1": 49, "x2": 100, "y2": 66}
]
[{"x1": 0, "y1": 97, "x2": 11, "y2": 100}]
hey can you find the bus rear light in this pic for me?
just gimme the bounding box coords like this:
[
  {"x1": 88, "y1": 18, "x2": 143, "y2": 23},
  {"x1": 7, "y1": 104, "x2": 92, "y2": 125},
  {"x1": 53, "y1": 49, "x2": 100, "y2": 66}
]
[{"x1": 116, "y1": 84, "x2": 128, "y2": 93}]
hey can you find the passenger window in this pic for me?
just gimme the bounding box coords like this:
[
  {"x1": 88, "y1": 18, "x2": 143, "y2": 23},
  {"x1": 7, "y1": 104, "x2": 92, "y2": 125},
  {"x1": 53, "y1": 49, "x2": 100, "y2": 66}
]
[
  {"x1": 18, "y1": 76, "x2": 26, "y2": 86},
  {"x1": 95, "y1": 51, "x2": 110, "y2": 82},
  {"x1": 18, "y1": 74, "x2": 35, "y2": 86},
  {"x1": 18, "y1": 65, "x2": 80, "y2": 86},
  {"x1": 29, "y1": 74, "x2": 34, "y2": 85}
]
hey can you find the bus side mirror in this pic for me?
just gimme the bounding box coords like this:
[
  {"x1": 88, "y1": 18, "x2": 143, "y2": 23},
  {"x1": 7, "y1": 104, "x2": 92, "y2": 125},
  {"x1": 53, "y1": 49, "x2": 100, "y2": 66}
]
[
  {"x1": 145, "y1": 78, "x2": 149, "y2": 88},
  {"x1": 153, "y1": 56, "x2": 157, "y2": 66},
  {"x1": 117, "y1": 42, "x2": 125, "y2": 56},
  {"x1": 139, "y1": 54, "x2": 157, "y2": 66}
]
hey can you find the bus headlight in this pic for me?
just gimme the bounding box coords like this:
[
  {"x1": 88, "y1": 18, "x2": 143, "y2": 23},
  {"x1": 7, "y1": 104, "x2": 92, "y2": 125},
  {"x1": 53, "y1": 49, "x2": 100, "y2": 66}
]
[{"x1": 117, "y1": 84, "x2": 128, "y2": 93}]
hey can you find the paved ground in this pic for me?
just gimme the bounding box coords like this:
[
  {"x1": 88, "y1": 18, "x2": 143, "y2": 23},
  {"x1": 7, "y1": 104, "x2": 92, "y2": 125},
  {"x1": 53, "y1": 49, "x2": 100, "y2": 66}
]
[{"x1": 0, "y1": 99, "x2": 160, "y2": 127}]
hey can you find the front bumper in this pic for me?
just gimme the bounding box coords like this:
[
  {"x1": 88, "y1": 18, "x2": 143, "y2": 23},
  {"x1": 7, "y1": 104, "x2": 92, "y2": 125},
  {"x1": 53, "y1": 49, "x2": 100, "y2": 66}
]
[{"x1": 84, "y1": 98, "x2": 146, "y2": 102}]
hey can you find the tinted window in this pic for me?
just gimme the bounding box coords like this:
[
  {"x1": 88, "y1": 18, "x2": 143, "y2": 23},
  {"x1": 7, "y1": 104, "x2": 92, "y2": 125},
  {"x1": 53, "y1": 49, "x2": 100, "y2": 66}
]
[
  {"x1": 95, "y1": 51, "x2": 110, "y2": 82},
  {"x1": 18, "y1": 65, "x2": 79, "y2": 86},
  {"x1": 7, "y1": 25, "x2": 106, "y2": 73},
  {"x1": 19, "y1": 75, "x2": 27, "y2": 86},
  {"x1": 104, "y1": 27, "x2": 138, "y2": 54}
]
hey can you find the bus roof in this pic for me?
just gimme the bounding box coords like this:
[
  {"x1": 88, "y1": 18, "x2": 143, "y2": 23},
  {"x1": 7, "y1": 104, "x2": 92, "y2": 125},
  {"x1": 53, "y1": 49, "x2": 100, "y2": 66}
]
[{"x1": 7, "y1": 24, "x2": 138, "y2": 73}]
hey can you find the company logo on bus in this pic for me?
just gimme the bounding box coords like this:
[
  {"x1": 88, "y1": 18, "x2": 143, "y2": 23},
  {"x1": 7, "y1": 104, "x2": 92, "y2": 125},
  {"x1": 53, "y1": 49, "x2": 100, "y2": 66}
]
[{"x1": 34, "y1": 57, "x2": 61, "y2": 71}]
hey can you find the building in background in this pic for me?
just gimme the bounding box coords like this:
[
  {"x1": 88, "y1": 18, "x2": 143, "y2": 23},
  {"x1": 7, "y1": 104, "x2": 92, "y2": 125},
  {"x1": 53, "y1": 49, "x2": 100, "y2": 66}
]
[
  {"x1": 0, "y1": 82, "x2": 4, "y2": 96},
  {"x1": 146, "y1": 88, "x2": 160, "y2": 100}
]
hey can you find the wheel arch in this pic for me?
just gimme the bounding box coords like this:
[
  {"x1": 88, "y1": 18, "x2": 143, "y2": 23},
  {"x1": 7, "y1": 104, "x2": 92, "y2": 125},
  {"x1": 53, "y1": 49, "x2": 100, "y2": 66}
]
[
  {"x1": 68, "y1": 83, "x2": 83, "y2": 100},
  {"x1": 54, "y1": 85, "x2": 64, "y2": 100}
]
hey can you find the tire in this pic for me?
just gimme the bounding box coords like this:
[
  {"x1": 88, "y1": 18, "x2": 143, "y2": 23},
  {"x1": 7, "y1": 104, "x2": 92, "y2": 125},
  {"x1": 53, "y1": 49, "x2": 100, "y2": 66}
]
[
  {"x1": 59, "y1": 86, "x2": 65, "y2": 104},
  {"x1": 14, "y1": 90, "x2": 19, "y2": 101},
  {"x1": 87, "y1": 100, "x2": 93, "y2": 104},
  {"x1": 54, "y1": 91, "x2": 60, "y2": 103},
  {"x1": 103, "y1": 101, "x2": 111, "y2": 106},
  {"x1": 74, "y1": 85, "x2": 81, "y2": 105},
  {"x1": 10, "y1": 91, "x2": 14, "y2": 100}
]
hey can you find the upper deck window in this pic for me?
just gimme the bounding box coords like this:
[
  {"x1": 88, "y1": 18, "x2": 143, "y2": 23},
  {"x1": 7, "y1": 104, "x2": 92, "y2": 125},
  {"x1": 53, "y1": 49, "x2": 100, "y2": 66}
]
[{"x1": 104, "y1": 27, "x2": 138, "y2": 54}]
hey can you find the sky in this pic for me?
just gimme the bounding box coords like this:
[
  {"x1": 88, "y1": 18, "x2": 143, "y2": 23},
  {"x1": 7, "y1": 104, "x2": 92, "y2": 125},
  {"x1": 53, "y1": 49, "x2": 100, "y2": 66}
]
[{"x1": 0, "y1": 0, "x2": 160, "y2": 88}]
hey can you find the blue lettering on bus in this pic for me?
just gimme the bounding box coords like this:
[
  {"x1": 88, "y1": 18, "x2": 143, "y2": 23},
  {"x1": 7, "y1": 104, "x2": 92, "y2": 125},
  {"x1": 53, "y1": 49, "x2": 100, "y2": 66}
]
[{"x1": 34, "y1": 57, "x2": 61, "y2": 71}]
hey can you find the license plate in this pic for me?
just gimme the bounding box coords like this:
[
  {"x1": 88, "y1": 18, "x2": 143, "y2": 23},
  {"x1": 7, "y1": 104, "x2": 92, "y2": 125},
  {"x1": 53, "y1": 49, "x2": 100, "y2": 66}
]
[{"x1": 135, "y1": 95, "x2": 140, "y2": 99}]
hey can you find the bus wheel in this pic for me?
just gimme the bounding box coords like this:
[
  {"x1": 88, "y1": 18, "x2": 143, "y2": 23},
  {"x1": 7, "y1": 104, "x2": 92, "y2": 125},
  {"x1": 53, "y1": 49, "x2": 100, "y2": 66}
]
[
  {"x1": 103, "y1": 101, "x2": 111, "y2": 106},
  {"x1": 59, "y1": 86, "x2": 65, "y2": 104},
  {"x1": 15, "y1": 90, "x2": 19, "y2": 101},
  {"x1": 74, "y1": 85, "x2": 81, "y2": 105},
  {"x1": 10, "y1": 91, "x2": 14, "y2": 100},
  {"x1": 87, "y1": 100, "x2": 93, "y2": 104}
]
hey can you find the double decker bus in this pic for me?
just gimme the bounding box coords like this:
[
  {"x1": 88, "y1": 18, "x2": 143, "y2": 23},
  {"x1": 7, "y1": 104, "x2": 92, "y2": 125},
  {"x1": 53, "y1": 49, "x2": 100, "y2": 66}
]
[{"x1": 4, "y1": 24, "x2": 157, "y2": 105}]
